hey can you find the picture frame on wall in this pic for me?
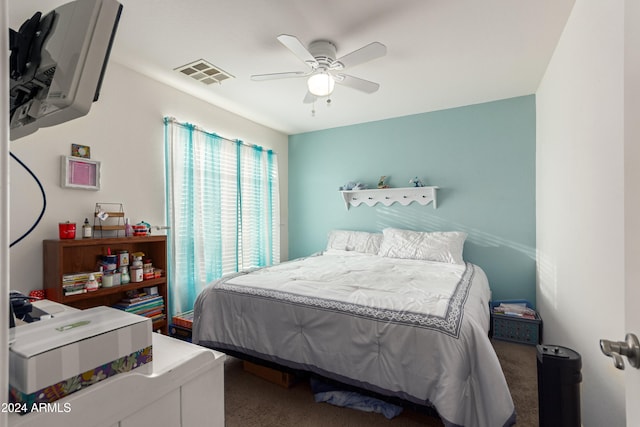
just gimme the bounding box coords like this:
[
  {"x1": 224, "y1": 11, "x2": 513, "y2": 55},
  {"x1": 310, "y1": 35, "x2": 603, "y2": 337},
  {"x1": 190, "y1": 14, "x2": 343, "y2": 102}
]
[
  {"x1": 71, "y1": 144, "x2": 91, "y2": 158},
  {"x1": 61, "y1": 155, "x2": 101, "y2": 190}
]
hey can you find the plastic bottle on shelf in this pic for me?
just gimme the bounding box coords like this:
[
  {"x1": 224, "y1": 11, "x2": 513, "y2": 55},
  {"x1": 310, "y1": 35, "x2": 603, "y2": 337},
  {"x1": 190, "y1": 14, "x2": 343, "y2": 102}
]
[
  {"x1": 120, "y1": 266, "x2": 130, "y2": 284},
  {"x1": 124, "y1": 217, "x2": 133, "y2": 237}
]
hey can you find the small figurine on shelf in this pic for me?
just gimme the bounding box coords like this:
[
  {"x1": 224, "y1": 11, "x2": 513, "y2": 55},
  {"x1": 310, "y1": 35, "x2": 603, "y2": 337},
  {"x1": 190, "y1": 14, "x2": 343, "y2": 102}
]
[
  {"x1": 339, "y1": 181, "x2": 367, "y2": 191},
  {"x1": 353, "y1": 182, "x2": 366, "y2": 190},
  {"x1": 378, "y1": 176, "x2": 390, "y2": 189},
  {"x1": 85, "y1": 274, "x2": 99, "y2": 292},
  {"x1": 409, "y1": 177, "x2": 424, "y2": 187}
]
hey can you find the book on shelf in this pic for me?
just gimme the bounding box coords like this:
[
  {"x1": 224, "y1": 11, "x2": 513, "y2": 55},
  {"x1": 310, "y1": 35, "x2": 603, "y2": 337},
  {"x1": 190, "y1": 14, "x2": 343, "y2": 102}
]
[
  {"x1": 63, "y1": 283, "x2": 87, "y2": 290},
  {"x1": 120, "y1": 290, "x2": 162, "y2": 303},
  {"x1": 149, "y1": 313, "x2": 166, "y2": 323},
  {"x1": 63, "y1": 282, "x2": 89, "y2": 296},
  {"x1": 61, "y1": 271, "x2": 104, "y2": 295},
  {"x1": 113, "y1": 296, "x2": 163, "y2": 311},
  {"x1": 113, "y1": 291, "x2": 165, "y2": 322},
  {"x1": 62, "y1": 271, "x2": 103, "y2": 284},
  {"x1": 137, "y1": 308, "x2": 164, "y2": 318},
  {"x1": 132, "y1": 302, "x2": 164, "y2": 313},
  {"x1": 64, "y1": 288, "x2": 87, "y2": 296},
  {"x1": 116, "y1": 294, "x2": 163, "y2": 304}
]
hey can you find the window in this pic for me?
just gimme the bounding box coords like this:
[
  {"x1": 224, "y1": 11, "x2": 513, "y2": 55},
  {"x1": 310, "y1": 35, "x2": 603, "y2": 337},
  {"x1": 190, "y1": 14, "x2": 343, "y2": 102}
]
[{"x1": 164, "y1": 117, "x2": 280, "y2": 316}]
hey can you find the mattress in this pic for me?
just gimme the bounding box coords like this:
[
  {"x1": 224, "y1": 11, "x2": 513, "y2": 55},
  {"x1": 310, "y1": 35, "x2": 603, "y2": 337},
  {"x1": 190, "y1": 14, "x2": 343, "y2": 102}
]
[{"x1": 193, "y1": 250, "x2": 515, "y2": 427}]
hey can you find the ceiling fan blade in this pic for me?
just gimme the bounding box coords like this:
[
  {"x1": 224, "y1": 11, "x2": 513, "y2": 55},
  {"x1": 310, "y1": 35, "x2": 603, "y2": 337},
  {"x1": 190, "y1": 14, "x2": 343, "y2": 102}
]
[
  {"x1": 277, "y1": 34, "x2": 318, "y2": 68},
  {"x1": 334, "y1": 42, "x2": 387, "y2": 70},
  {"x1": 250, "y1": 71, "x2": 310, "y2": 81},
  {"x1": 303, "y1": 91, "x2": 317, "y2": 104},
  {"x1": 335, "y1": 74, "x2": 380, "y2": 93}
]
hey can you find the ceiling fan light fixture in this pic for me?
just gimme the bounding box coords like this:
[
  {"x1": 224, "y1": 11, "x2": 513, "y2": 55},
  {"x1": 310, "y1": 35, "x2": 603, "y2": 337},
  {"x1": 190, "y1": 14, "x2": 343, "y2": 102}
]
[{"x1": 307, "y1": 73, "x2": 335, "y2": 97}]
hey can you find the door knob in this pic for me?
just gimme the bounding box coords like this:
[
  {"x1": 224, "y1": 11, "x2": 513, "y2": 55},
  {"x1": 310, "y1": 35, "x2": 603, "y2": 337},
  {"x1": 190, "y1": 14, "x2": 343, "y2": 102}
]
[{"x1": 600, "y1": 333, "x2": 640, "y2": 370}]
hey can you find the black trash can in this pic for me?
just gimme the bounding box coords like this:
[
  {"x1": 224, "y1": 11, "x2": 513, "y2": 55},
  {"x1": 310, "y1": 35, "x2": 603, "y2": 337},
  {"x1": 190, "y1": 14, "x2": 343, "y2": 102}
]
[{"x1": 537, "y1": 345, "x2": 582, "y2": 427}]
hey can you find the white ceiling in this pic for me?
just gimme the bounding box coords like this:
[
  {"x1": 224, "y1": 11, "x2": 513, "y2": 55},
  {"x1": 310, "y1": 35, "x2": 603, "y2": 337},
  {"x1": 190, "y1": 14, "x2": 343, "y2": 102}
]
[{"x1": 9, "y1": 0, "x2": 576, "y2": 135}]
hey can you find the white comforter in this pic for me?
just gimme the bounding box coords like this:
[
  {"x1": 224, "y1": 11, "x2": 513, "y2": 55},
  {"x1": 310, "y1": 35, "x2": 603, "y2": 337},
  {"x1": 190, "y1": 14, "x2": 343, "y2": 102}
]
[{"x1": 194, "y1": 250, "x2": 516, "y2": 427}]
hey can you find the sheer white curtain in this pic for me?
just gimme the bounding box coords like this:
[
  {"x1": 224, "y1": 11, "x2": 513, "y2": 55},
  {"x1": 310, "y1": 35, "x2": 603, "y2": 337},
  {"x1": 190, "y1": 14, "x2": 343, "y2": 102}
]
[
  {"x1": 164, "y1": 117, "x2": 279, "y2": 316},
  {"x1": 238, "y1": 143, "x2": 280, "y2": 268}
]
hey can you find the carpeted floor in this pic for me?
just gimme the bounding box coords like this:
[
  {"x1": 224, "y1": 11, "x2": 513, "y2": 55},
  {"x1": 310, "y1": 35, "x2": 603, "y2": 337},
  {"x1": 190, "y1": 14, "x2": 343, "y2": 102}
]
[{"x1": 224, "y1": 339, "x2": 539, "y2": 426}]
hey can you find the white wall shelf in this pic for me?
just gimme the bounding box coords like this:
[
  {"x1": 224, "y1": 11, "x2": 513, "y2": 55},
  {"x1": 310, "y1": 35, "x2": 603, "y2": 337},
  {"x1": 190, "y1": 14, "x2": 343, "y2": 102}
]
[{"x1": 340, "y1": 186, "x2": 438, "y2": 210}]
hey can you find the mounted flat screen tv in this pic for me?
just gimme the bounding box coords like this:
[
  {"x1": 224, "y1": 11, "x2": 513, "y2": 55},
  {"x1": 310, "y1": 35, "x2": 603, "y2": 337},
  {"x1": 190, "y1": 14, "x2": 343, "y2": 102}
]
[{"x1": 9, "y1": 0, "x2": 123, "y2": 140}]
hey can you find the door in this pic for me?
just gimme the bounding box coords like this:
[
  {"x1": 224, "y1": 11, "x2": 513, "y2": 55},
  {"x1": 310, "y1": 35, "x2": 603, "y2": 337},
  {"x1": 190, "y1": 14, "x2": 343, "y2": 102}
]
[
  {"x1": 625, "y1": 0, "x2": 640, "y2": 423},
  {"x1": 600, "y1": 1, "x2": 640, "y2": 422}
]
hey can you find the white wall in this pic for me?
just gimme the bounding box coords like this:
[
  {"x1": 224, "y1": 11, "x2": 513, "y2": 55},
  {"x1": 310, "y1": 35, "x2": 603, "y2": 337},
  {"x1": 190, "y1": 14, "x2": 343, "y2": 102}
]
[
  {"x1": 9, "y1": 62, "x2": 289, "y2": 296},
  {"x1": 536, "y1": 1, "x2": 626, "y2": 425}
]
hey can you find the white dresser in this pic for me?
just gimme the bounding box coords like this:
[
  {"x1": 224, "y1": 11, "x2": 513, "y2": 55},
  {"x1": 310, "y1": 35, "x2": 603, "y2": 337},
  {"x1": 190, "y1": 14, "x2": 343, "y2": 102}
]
[{"x1": 8, "y1": 332, "x2": 226, "y2": 427}]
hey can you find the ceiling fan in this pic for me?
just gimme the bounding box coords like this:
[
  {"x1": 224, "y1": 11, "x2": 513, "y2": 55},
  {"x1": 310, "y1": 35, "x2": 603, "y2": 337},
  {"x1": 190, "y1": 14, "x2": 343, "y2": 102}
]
[{"x1": 251, "y1": 34, "x2": 386, "y2": 104}]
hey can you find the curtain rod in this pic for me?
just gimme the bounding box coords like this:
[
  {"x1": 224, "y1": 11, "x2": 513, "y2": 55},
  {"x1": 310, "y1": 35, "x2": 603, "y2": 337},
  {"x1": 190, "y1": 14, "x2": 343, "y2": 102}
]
[{"x1": 164, "y1": 116, "x2": 277, "y2": 154}]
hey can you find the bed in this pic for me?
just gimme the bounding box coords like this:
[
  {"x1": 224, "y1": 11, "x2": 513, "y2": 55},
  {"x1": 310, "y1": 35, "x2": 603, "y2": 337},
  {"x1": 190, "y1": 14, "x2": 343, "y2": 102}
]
[{"x1": 193, "y1": 228, "x2": 516, "y2": 427}]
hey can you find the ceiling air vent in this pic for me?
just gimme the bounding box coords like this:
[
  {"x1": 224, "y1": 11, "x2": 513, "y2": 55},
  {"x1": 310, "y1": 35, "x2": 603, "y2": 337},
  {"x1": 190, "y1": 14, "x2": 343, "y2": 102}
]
[{"x1": 175, "y1": 59, "x2": 234, "y2": 85}]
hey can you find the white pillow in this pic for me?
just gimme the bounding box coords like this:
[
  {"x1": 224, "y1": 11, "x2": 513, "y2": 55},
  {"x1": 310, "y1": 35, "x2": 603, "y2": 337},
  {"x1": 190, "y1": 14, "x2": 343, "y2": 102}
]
[
  {"x1": 326, "y1": 230, "x2": 383, "y2": 254},
  {"x1": 378, "y1": 228, "x2": 467, "y2": 265}
]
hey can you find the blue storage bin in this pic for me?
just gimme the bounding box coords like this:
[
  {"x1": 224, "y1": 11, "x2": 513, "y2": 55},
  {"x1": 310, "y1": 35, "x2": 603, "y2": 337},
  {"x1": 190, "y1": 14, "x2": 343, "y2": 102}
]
[{"x1": 490, "y1": 300, "x2": 542, "y2": 345}]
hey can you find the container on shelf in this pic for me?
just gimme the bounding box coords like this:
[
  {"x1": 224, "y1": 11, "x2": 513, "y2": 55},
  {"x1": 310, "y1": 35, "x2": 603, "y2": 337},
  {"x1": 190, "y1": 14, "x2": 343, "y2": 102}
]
[
  {"x1": 130, "y1": 266, "x2": 143, "y2": 283},
  {"x1": 118, "y1": 250, "x2": 129, "y2": 266},
  {"x1": 490, "y1": 299, "x2": 542, "y2": 345},
  {"x1": 102, "y1": 272, "x2": 115, "y2": 288},
  {"x1": 58, "y1": 222, "x2": 76, "y2": 239}
]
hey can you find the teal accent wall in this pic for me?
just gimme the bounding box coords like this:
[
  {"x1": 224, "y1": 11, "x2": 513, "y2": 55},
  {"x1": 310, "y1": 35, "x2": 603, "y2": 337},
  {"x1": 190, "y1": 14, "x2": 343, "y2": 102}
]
[{"x1": 288, "y1": 95, "x2": 536, "y2": 305}]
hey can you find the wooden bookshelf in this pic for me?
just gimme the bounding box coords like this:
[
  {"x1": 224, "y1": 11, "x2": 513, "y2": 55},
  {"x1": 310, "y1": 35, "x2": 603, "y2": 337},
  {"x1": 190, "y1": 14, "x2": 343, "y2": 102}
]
[{"x1": 43, "y1": 235, "x2": 168, "y2": 334}]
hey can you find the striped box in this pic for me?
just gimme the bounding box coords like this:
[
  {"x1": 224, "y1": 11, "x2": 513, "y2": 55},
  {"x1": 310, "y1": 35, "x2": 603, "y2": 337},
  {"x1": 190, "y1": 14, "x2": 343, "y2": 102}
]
[{"x1": 9, "y1": 306, "x2": 152, "y2": 410}]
